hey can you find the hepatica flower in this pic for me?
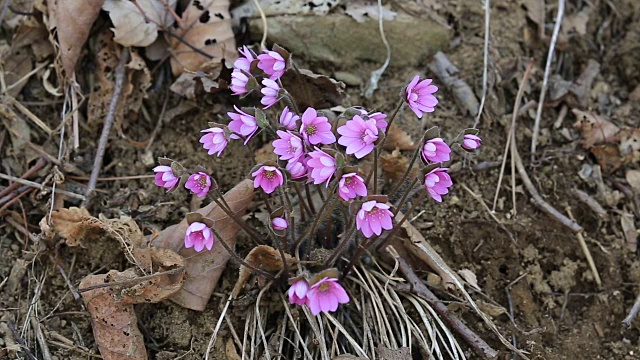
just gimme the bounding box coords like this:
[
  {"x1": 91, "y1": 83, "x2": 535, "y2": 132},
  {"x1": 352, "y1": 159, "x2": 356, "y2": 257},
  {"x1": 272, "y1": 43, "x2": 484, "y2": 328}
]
[
  {"x1": 307, "y1": 148, "x2": 336, "y2": 187},
  {"x1": 404, "y1": 75, "x2": 439, "y2": 119},
  {"x1": 261, "y1": 79, "x2": 280, "y2": 109},
  {"x1": 356, "y1": 200, "x2": 394, "y2": 238},
  {"x1": 185, "y1": 221, "x2": 214, "y2": 252},
  {"x1": 288, "y1": 279, "x2": 309, "y2": 306},
  {"x1": 422, "y1": 138, "x2": 451, "y2": 163},
  {"x1": 272, "y1": 217, "x2": 288, "y2": 231},
  {"x1": 273, "y1": 130, "x2": 303, "y2": 162},
  {"x1": 199, "y1": 127, "x2": 229, "y2": 156},
  {"x1": 337, "y1": 115, "x2": 378, "y2": 158},
  {"x1": 185, "y1": 172, "x2": 211, "y2": 198},
  {"x1": 233, "y1": 45, "x2": 256, "y2": 72},
  {"x1": 306, "y1": 277, "x2": 350, "y2": 315},
  {"x1": 360, "y1": 109, "x2": 388, "y2": 132},
  {"x1": 286, "y1": 159, "x2": 307, "y2": 179},
  {"x1": 279, "y1": 106, "x2": 300, "y2": 130},
  {"x1": 300, "y1": 108, "x2": 336, "y2": 145},
  {"x1": 338, "y1": 173, "x2": 367, "y2": 201},
  {"x1": 228, "y1": 105, "x2": 258, "y2": 144},
  {"x1": 462, "y1": 134, "x2": 482, "y2": 150},
  {"x1": 257, "y1": 50, "x2": 286, "y2": 80},
  {"x1": 230, "y1": 69, "x2": 250, "y2": 96},
  {"x1": 252, "y1": 165, "x2": 284, "y2": 194},
  {"x1": 153, "y1": 165, "x2": 179, "y2": 191},
  {"x1": 424, "y1": 168, "x2": 453, "y2": 202}
]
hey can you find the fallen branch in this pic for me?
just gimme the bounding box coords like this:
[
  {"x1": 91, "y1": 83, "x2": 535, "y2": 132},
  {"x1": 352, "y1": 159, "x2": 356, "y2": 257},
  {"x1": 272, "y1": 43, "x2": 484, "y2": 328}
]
[
  {"x1": 391, "y1": 250, "x2": 498, "y2": 359},
  {"x1": 565, "y1": 207, "x2": 601, "y2": 287},
  {"x1": 428, "y1": 52, "x2": 479, "y2": 117}
]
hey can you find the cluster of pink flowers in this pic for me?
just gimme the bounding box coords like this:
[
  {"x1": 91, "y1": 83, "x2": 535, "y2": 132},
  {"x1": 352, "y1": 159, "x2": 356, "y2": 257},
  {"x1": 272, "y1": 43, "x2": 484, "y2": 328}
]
[
  {"x1": 152, "y1": 44, "x2": 485, "y2": 280},
  {"x1": 288, "y1": 277, "x2": 350, "y2": 315}
]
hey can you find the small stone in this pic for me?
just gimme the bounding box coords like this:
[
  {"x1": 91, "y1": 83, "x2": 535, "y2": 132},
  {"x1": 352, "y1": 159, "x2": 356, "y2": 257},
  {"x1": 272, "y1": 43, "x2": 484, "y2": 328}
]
[
  {"x1": 10, "y1": 243, "x2": 19, "y2": 252},
  {"x1": 333, "y1": 71, "x2": 361, "y2": 86}
]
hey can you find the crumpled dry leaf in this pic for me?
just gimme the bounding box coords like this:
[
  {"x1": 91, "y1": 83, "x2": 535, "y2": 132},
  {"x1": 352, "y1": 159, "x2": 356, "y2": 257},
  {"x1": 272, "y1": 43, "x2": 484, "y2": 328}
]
[
  {"x1": 621, "y1": 213, "x2": 638, "y2": 252},
  {"x1": 572, "y1": 109, "x2": 620, "y2": 148},
  {"x1": 169, "y1": 63, "x2": 233, "y2": 99},
  {"x1": 382, "y1": 124, "x2": 416, "y2": 150},
  {"x1": 561, "y1": 7, "x2": 591, "y2": 37},
  {"x1": 477, "y1": 300, "x2": 507, "y2": 317},
  {"x1": 39, "y1": 207, "x2": 100, "y2": 246},
  {"x1": 380, "y1": 149, "x2": 411, "y2": 182},
  {"x1": 102, "y1": 0, "x2": 166, "y2": 47},
  {"x1": 169, "y1": 0, "x2": 237, "y2": 76},
  {"x1": 254, "y1": 142, "x2": 276, "y2": 165},
  {"x1": 626, "y1": 170, "x2": 640, "y2": 193},
  {"x1": 458, "y1": 269, "x2": 481, "y2": 291},
  {"x1": 590, "y1": 144, "x2": 623, "y2": 173},
  {"x1": 151, "y1": 179, "x2": 254, "y2": 310},
  {"x1": 281, "y1": 68, "x2": 346, "y2": 110},
  {"x1": 397, "y1": 211, "x2": 462, "y2": 290},
  {"x1": 618, "y1": 128, "x2": 640, "y2": 162},
  {"x1": 377, "y1": 345, "x2": 411, "y2": 360},
  {"x1": 80, "y1": 247, "x2": 184, "y2": 360},
  {"x1": 231, "y1": 0, "x2": 340, "y2": 20},
  {"x1": 47, "y1": 0, "x2": 105, "y2": 76},
  {"x1": 344, "y1": 1, "x2": 397, "y2": 23},
  {"x1": 231, "y1": 245, "x2": 297, "y2": 298},
  {"x1": 0, "y1": 45, "x2": 32, "y2": 98}
]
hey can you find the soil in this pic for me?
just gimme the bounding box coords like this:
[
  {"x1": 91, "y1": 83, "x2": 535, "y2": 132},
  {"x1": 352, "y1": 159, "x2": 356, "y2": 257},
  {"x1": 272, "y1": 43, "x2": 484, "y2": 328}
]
[{"x1": 2, "y1": 0, "x2": 640, "y2": 359}]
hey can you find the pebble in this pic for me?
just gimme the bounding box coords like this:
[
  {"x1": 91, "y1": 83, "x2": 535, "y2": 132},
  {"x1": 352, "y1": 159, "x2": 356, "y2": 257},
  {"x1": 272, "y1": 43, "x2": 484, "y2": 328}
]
[{"x1": 333, "y1": 71, "x2": 361, "y2": 87}]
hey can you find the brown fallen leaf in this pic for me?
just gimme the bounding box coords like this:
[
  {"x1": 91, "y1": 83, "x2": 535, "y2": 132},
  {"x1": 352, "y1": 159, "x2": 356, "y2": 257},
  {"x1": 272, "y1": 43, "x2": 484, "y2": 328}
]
[
  {"x1": 572, "y1": 109, "x2": 620, "y2": 148},
  {"x1": 169, "y1": 0, "x2": 237, "y2": 76},
  {"x1": 254, "y1": 142, "x2": 276, "y2": 165},
  {"x1": 47, "y1": 0, "x2": 105, "y2": 76},
  {"x1": 476, "y1": 300, "x2": 507, "y2": 317},
  {"x1": 39, "y1": 207, "x2": 101, "y2": 246},
  {"x1": 231, "y1": 245, "x2": 297, "y2": 298},
  {"x1": 102, "y1": 0, "x2": 177, "y2": 47},
  {"x1": 380, "y1": 149, "x2": 411, "y2": 182},
  {"x1": 151, "y1": 179, "x2": 254, "y2": 310},
  {"x1": 621, "y1": 213, "x2": 638, "y2": 252},
  {"x1": 80, "y1": 247, "x2": 185, "y2": 360},
  {"x1": 382, "y1": 124, "x2": 417, "y2": 151},
  {"x1": 619, "y1": 128, "x2": 640, "y2": 163},
  {"x1": 281, "y1": 68, "x2": 346, "y2": 110},
  {"x1": 626, "y1": 170, "x2": 640, "y2": 193},
  {"x1": 590, "y1": 144, "x2": 622, "y2": 173}
]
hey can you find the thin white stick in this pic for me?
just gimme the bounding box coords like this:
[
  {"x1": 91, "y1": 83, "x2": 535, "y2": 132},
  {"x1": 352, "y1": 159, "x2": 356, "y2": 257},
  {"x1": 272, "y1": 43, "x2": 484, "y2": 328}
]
[
  {"x1": 531, "y1": 0, "x2": 565, "y2": 159},
  {"x1": 473, "y1": 0, "x2": 490, "y2": 128},
  {"x1": 364, "y1": 0, "x2": 391, "y2": 98}
]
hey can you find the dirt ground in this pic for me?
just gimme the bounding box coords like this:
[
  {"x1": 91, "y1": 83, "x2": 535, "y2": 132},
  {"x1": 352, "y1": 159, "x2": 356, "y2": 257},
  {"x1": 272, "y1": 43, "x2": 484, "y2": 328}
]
[{"x1": 2, "y1": 0, "x2": 640, "y2": 359}]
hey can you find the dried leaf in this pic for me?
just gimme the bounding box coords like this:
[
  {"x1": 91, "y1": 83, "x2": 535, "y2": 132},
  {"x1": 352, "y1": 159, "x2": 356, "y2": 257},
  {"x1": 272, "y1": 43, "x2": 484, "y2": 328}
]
[
  {"x1": 231, "y1": 245, "x2": 297, "y2": 298},
  {"x1": 39, "y1": 207, "x2": 101, "y2": 246},
  {"x1": 477, "y1": 300, "x2": 507, "y2": 317},
  {"x1": 345, "y1": 1, "x2": 397, "y2": 23},
  {"x1": 590, "y1": 144, "x2": 622, "y2": 173},
  {"x1": 618, "y1": 128, "x2": 640, "y2": 161},
  {"x1": 151, "y1": 179, "x2": 254, "y2": 310},
  {"x1": 377, "y1": 345, "x2": 411, "y2": 360},
  {"x1": 281, "y1": 69, "x2": 346, "y2": 110},
  {"x1": 232, "y1": 0, "x2": 340, "y2": 18},
  {"x1": 380, "y1": 149, "x2": 417, "y2": 182},
  {"x1": 382, "y1": 125, "x2": 416, "y2": 150},
  {"x1": 169, "y1": 0, "x2": 237, "y2": 76},
  {"x1": 458, "y1": 269, "x2": 481, "y2": 291},
  {"x1": 572, "y1": 109, "x2": 620, "y2": 148},
  {"x1": 524, "y1": 0, "x2": 544, "y2": 31},
  {"x1": 88, "y1": 32, "x2": 124, "y2": 126},
  {"x1": 1, "y1": 45, "x2": 32, "y2": 98},
  {"x1": 621, "y1": 213, "x2": 638, "y2": 252},
  {"x1": 626, "y1": 170, "x2": 640, "y2": 193},
  {"x1": 254, "y1": 142, "x2": 276, "y2": 165},
  {"x1": 47, "y1": 0, "x2": 105, "y2": 76},
  {"x1": 102, "y1": 0, "x2": 160, "y2": 47},
  {"x1": 80, "y1": 247, "x2": 184, "y2": 360},
  {"x1": 397, "y1": 211, "x2": 462, "y2": 290},
  {"x1": 169, "y1": 63, "x2": 233, "y2": 98}
]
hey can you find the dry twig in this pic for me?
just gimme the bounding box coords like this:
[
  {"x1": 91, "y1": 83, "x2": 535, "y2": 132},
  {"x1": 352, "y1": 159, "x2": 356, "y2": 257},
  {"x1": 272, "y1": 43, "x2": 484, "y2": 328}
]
[
  {"x1": 622, "y1": 292, "x2": 640, "y2": 328},
  {"x1": 473, "y1": 0, "x2": 490, "y2": 128},
  {"x1": 565, "y1": 207, "x2": 601, "y2": 287}
]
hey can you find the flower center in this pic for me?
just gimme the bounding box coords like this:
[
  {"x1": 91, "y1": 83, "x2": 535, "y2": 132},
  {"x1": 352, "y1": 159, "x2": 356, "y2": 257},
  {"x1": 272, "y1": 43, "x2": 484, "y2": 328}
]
[
  {"x1": 264, "y1": 170, "x2": 275, "y2": 181},
  {"x1": 197, "y1": 176, "x2": 208, "y2": 188},
  {"x1": 318, "y1": 283, "x2": 330, "y2": 292},
  {"x1": 305, "y1": 125, "x2": 317, "y2": 136},
  {"x1": 344, "y1": 177, "x2": 352, "y2": 184}
]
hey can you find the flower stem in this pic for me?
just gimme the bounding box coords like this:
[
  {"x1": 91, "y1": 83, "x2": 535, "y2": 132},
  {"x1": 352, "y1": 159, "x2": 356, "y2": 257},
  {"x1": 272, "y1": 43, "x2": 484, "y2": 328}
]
[
  {"x1": 304, "y1": 183, "x2": 317, "y2": 214},
  {"x1": 342, "y1": 234, "x2": 379, "y2": 279},
  {"x1": 390, "y1": 146, "x2": 421, "y2": 197},
  {"x1": 378, "y1": 99, "x2": 404, "y2": 149},
  {"x1": 373, "y1": 148, "x2": 379, "y2": 194},
  {"x1": 293, "y1": 183, "x2": 339, "y2": 248},
  {"x1": 281, "y1": 89, "x2": 300, "y2": 114},
  {"x1": 392, "y1": 177, "x2": 419, "y2": 216},
  {"x1": 375, "y1": 188, "x2": 427, "y2": 252},
  {"x1": 324, "y1": 222, "x2": 357, "y2": 267},
  {"x1": 293, "y1": 182, "x2": 310, "y2": 221},
  {"x1": 208, "y1": 226, "x2": 274, "y2": 279},
  {"x1": 212, "y1": 190, "x2": 264, "y2": 246}
]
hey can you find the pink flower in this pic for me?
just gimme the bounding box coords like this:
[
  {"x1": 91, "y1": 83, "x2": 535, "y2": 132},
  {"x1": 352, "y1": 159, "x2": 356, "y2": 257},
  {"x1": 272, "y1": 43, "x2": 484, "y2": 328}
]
[
  {"x1": 230, "y1": 69, "x2": 250, "y2": 96},
  {"x1": 356, "y1": 201, "x2": 394, "y2": 238},
  {"x1": 272, "y1": 217, "x2": 288, "y2": 230},
  {"x1": 199, "y1": 127, "x2": 229, "y2": 156},
  {"x1": 286, "y1": 159, "x2": 307, "y2": 179},
  {"x1": 424, "y1": 168, "x2": 452, "y2": 202},
  {"x1": 257, "y1": 50, "x2": 286, "y2": 80},
  {"x1": 338, "y1": 173, "x2": 367, "y2": 201},
  {"x1": 233, "y1": 46, "x2": 256, "y2": 72},
  {"x1": 261, "y1": 79, "x2": 280, "y2": 109},
  {"x1": 307, "y1": 148, "x2": 336, "y2": 187},
  {"x1": 421, "y1": 138, "x2": 451, "y2": 163},
  {"x1": 153, "y1": 165, "x2": 179, "y2": 191},
  {"x1": 300, "y1": 107, "x2": 336, "y2": 145},
  {"x1": 360, "y1": 109, "x2": 388, "y2": 132},
  {"x1": 273, "y1": 130, "x2": 304, "y2": 162},
  {"x1": 228, "y1": 105, "x2": 258, "y2": 144},
  {"x1": 252, "y1": 165, "x2": 284, "y2": 194},
  {"x1": 185, "y1": 222, "x2": 214, "y2": 252},
  {"x1": 185, "y1": 172, "x2": 212, "y2": 198},
  {"x1": 404, "y1": 75, "x2": 438, "y2": 118},
  {"x1": 337, "y1": 115, "x2": 378, "y2": 159},
  {"x1": 279, "y1": 106, "x2": 300, "y2": 130},
  {"x1": 306, "y1": 277, "x2": 350, "y2": 315},
  {"x1": 288, "y1": 279, "x2": 309, "y2": 306},
  {"x1": 462, "y1": 134, "x2": 482, "y2": 150}
]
